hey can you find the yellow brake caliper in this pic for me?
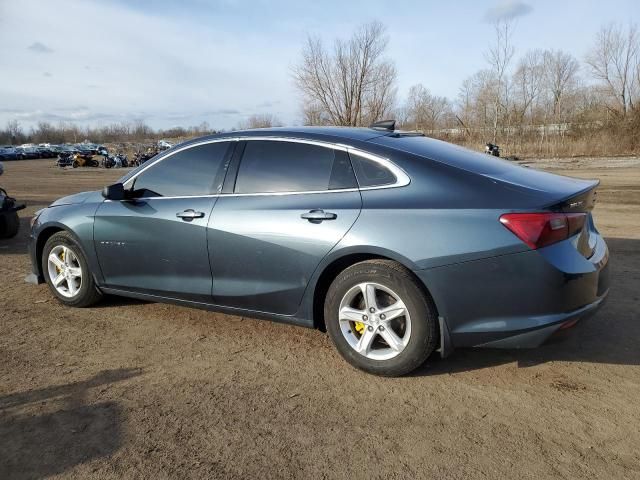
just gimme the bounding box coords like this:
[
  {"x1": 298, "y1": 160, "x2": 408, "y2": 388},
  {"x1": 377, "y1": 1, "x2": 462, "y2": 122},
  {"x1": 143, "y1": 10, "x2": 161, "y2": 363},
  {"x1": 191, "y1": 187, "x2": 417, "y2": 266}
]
[
  {"x1": 56, "y1": 250, "x2": 64, "y2": 274},
  {"x1": 354, "y1": 321, "x2": 365, "y2": 335}
]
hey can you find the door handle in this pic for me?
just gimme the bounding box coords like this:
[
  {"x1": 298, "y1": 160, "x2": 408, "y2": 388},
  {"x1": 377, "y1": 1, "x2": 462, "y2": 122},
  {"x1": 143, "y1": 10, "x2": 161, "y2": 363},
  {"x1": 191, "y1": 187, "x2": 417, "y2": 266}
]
[
  {"x1": 301, "y1": 209, "x2": 337, "y2": 222},
  {"x1": 176, "y1": 209, "x2": 205, "y2": 220}
]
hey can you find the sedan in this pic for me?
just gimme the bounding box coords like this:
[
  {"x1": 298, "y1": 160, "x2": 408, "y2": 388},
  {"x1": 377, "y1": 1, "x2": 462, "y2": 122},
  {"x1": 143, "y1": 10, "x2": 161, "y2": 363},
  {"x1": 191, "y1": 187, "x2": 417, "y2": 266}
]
[
  {"x1": 26, "y1": 124, "x2": 609, "y2": 376},
  {"x1": 0, "y1": 147, "x2": 20, "y2": 160}
]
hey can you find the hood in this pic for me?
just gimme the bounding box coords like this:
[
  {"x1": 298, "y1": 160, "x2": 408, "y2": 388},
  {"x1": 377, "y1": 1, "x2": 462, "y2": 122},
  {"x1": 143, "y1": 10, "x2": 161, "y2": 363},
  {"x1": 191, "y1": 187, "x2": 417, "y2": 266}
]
[{"x1": 50, "y1": 190, "x2": 102, "y2": 207}]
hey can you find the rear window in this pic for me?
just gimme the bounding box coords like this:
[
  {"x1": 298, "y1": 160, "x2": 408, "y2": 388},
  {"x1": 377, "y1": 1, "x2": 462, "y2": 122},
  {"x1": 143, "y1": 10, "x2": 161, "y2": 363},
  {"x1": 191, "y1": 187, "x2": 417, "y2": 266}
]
[
  {"x1": 370, "y1": 135, "x2": 512, "y2": 175},
  {"x1": 349, "y1": 153, "x2": 396, "y2": 187}
]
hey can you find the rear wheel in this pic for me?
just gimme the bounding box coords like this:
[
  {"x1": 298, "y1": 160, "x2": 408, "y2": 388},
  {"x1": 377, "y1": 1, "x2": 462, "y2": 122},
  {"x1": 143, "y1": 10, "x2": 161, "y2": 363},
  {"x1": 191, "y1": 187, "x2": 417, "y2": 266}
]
[
  {"x1": 42, "y1": 231, "x2": 102, "y2": 307},
  {"x1": 324, "y1": 260, "x2": 438, "y2": 376}
]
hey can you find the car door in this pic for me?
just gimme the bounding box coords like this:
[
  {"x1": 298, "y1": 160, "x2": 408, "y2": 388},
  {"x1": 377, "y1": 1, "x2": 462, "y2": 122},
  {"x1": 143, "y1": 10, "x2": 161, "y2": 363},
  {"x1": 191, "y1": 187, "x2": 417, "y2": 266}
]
[
  {"x1": 93, "y1": 140, "x2": 233, "y2": 302},
  {"x1": 208, "y1": 139, "x2": 362, "y2": 315}
]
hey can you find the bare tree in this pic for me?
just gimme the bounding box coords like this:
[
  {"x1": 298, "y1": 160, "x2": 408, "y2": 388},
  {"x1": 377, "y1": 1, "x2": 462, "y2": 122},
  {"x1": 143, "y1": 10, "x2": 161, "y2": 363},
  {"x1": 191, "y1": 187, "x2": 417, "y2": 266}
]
[
  {"x1": 543, "y1": 49, "x2": 580, "y2": 119},
  {"x1": 457, "y1": 69, "x2": 495, "y2": 130},
  {"x1": 405, "y1": 84, "x2": 451, "y2": 131},
  {"x1": 5, "y1": 119, "x2": 23, "y2": 144},
  {"x1": 585, "y1": 23, "x2": 639, "y2": 115},
  {"x1": 301, "y1": 102, "x2": 330, "y2": 126},
  {"x1": 238, "y1": 113, "x2": 282, "y2": 130},
  {"x1": 513, "y1": 49, "x2": 545, "y2": 123},
  {"x1": 484, "y1": 19, "x2": 515, "y2": 142},
  {"x1": 293, "y1": 21, "x2": 397, "y2": 126}
]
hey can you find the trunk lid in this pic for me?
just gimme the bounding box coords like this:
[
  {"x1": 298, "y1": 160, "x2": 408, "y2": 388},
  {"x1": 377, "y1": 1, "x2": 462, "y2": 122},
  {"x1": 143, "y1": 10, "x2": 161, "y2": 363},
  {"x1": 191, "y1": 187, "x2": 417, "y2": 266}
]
[{"x1": 545, "y1": 182, "x2": 599, "y2": 259}]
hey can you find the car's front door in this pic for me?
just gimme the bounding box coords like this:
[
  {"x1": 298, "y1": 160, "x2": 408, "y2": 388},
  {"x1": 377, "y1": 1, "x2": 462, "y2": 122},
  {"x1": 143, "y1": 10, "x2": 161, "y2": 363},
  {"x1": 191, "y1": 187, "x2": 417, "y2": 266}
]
[
  {"x1": 93, "y1": 141, "x2": 233, "y2": 302},
  {"x1": 208, "y1": 139, "x2": 362, "y2": 315}
]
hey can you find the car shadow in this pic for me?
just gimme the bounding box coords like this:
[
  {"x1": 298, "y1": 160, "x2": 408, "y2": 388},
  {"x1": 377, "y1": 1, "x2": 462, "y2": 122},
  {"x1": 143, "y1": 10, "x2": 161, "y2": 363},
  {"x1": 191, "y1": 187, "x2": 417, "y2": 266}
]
[
  {"x1": 90, "y1": 295, "x2": 150, "y2": 308},
  {"x1": 0, "y1": 214, "x2": 31, "y2": 255},
  {"x1": 0, "y1": 368, "x2": 142, "y2": 479},
  {"x1": 413, "y1": 237, "x2": 640, "y2": 376}
]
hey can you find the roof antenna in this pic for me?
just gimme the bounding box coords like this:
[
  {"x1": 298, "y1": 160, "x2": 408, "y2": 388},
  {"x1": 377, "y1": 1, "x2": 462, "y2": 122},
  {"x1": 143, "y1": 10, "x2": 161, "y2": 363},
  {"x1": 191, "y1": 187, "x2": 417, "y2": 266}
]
[{"x1": 369, "y1": 119, "x2": 395, "y2": 131}]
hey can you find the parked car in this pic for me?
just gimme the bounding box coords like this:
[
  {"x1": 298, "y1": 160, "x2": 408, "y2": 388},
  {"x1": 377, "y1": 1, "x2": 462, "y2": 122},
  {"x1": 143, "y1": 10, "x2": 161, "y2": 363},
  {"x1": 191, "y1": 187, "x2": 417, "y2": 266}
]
[
  {"x1": 36, "y1": 145, "x2": 55, "y2": 158},
  {"x1": 74, "y1": 144, "x2": 96, "y2": 159},
  {"x1": 0, "y1": 147, "x2": 20, "y2": 160},
  {"x1": 15, "y1": 146, "x2": 39, "y2": 159},
  {"x1": 26, "y1": 124, "x2": 609, "y2": 376}
]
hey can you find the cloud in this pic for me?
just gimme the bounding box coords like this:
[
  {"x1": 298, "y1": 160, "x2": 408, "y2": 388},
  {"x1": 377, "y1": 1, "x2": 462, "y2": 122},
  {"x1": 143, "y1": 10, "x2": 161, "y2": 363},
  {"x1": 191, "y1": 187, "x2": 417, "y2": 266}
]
[
  {"x1": 255, "y1": 100, "x2": 282, "y2": 109},
  {"x1": 27, "y1": 41, "x2": 54, "y2": 53},
  {"x1": 484, "y1": 1, "x2": 533, "y2": 22},
  {"x1": 1, "y1": 0, "x2": 299, "y2": 130},
  {"x1": 43, "y1": 72, "x2": 52, "y2": 77}
]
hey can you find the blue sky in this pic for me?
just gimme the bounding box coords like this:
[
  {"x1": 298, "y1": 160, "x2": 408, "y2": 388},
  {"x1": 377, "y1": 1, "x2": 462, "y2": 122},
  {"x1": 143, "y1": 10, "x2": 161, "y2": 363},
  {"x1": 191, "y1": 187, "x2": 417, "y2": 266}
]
[{"x1": 0, "y1": 0, "x2": 637, "y2": 130}]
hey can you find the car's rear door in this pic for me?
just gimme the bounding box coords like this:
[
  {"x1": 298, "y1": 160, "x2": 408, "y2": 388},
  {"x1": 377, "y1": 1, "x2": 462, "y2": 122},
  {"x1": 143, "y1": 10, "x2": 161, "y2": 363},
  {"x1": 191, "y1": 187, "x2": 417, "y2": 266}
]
[
  {"x1": 93, "y1": 140, "x2": 233, "y2": 302},
  {"x1": 208, "y1": 138, "x2": 362, "y2": 315}
]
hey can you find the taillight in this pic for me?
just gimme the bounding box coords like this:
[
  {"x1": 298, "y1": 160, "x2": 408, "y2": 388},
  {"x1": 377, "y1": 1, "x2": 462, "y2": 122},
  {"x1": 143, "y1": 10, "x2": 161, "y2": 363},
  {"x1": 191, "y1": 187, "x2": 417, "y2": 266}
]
[{"x1": 499, "y1": 212, "x2": 586, "y2": 249}]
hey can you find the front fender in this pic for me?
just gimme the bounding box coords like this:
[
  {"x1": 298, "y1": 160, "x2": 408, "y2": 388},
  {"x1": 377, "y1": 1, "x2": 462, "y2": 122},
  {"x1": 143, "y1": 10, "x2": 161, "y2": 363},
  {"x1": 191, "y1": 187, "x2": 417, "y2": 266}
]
[{"x1": 30, "y1": 201, "x2": 103, "y2": 284}]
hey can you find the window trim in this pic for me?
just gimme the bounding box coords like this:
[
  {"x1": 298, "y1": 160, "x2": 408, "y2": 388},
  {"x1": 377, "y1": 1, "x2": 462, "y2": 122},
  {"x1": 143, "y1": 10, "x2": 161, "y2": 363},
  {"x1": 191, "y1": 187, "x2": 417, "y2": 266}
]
[{"x1": 120, "y1": 136, "x2": 409, "y2": 200}]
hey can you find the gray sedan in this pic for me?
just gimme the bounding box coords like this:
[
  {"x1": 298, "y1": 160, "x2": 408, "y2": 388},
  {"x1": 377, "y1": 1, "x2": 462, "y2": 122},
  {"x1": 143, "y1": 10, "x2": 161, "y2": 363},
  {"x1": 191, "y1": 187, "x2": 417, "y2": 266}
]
[{"x1": 26, "y1": 125, "x2": 609, "y2": 376}]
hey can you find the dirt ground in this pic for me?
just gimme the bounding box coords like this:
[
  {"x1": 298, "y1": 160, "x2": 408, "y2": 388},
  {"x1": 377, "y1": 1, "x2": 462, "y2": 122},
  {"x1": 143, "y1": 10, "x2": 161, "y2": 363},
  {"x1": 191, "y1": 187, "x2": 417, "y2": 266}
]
[{"x1": 1, "y1": 158, "x2": 639, "y2": 479}]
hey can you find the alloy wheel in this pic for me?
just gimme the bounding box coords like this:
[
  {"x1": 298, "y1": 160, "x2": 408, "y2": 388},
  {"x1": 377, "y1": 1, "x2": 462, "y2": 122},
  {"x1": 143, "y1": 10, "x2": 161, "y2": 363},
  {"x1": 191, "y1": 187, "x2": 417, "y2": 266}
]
[
  {"x1": 47, "y1": 245, "x2": 83, "y2": 298},
  {"x1": 338, "y1": 282, "x2": 411, "y2": 361}
]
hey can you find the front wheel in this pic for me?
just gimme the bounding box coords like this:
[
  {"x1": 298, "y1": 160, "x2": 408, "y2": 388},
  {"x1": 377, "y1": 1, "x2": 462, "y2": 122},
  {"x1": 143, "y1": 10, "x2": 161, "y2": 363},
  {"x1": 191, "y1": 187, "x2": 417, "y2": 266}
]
[
  {"x1": 42, "y1": 231, "x2": 102, "y2": 307},
  {"x1": 324, "y1": 260, "x2": 438, "y2": 376}
]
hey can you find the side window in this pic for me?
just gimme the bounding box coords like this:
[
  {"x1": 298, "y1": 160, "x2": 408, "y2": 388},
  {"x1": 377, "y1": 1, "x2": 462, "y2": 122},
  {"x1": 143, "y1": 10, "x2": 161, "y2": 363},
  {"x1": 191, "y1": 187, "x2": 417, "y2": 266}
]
[
  {"x1": 234, "y1": 141, "x2": 348, "y2": 194},
  {"x1": 329, "y1": 150, "x2": 358, "y2": 190},
  {"x1": 350, "y1": 153, "x2": 397, "y2": 187},
  {"x1": 132, "y1": 142, "x2": 231, "y2": 197}
]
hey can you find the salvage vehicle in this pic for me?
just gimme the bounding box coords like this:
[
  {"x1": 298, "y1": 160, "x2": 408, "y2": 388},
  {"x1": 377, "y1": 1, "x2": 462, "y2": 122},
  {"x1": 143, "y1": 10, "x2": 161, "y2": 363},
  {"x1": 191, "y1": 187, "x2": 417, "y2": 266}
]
[
  {"x1": 485, "y1": 142, "x2": 500, "y2": 157},
  {"x1": 74, "y1": 144, "x2": 97, "y2": 160},
  {"x1": 0, "y1": 147, "x2": 20, "y2": 161},
  {"x1": 157, "y1": 140, "x2": 174, "y2": 151},
  {"x1": 132, "y1": 147, "x2": 159, "y2": 166},
  {"x1": 56, "y1": 147, "x2": 78, "y2": 168},
  {"x1": 72, "y1": 155, "x2": 99, "y2": 168},
  {"x1": 0, "y1": 162, "x2": 25, "y2": 238},
  {"x1": 25, "y1": 123, "x2": 610, "y2": 376},
  {"x1": 15, "y1": 146, "x2": 40, "y2": 159},
  {"x1": 36, "y1": 145, "x2": 56, "y2": 158},
  {"x1": 102, "y1": 153, "x2": 129, "y2": 168}
]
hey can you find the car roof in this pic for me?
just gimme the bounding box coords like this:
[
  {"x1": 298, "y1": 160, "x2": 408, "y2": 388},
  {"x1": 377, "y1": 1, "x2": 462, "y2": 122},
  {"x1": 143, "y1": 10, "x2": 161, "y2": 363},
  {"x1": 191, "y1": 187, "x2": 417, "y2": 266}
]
[{"x1": 196, "y1": 126, "x2": 391, "y2": 144}]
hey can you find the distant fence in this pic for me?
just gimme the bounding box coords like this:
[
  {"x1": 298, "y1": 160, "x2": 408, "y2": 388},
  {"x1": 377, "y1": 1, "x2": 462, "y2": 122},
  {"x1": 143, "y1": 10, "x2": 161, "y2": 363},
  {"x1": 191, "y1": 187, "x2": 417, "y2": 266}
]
[{"x1": 422, "y1": 121, "x2": 606, "y2": 138}]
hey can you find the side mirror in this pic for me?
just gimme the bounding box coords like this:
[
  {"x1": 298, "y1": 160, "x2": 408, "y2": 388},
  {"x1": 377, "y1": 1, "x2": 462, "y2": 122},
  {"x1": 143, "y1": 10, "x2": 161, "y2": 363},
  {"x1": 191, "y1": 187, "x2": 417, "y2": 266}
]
[{"x1": 102, "y1": 182, "x2": 125, "y2": 200}]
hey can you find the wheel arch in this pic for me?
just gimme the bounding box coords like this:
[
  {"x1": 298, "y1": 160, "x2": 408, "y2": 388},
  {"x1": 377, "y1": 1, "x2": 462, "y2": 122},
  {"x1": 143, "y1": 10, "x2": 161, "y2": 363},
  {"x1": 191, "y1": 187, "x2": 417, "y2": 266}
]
[
  {"x1": 310, "y1": 248, "x2": 440, "y2": 334},
  {"x1": 35, "y1": 225, "x2": 66, "y2": 278}
]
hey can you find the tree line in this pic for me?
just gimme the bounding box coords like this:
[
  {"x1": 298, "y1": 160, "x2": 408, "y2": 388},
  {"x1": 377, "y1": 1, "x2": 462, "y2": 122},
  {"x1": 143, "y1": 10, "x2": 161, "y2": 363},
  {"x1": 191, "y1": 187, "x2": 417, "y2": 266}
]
[
  {"x1": 0, "y1": 119, "x2": 218, "y2": 146},
  {"x1": 294, "y1": 20, "x2": 640, "y2": 156},
  {"x1": 2, "y1": 19, "x2": 638, "y2": 157}
]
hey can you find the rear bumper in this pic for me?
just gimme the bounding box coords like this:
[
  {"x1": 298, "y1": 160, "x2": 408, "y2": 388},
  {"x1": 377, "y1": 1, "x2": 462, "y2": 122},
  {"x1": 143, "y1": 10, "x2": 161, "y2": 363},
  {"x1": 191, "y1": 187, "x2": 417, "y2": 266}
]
[
  {"x1": 415, "y1": 234, "x2": 610, "y2": 350},
  {"x1": 473, "y1": 291, "x2": 607, "y2": 348}
]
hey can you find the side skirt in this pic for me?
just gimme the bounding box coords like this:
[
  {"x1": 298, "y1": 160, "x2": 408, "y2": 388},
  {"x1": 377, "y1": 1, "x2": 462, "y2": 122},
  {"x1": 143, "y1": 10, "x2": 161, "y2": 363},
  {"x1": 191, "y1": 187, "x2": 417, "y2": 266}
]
[{"x1": 100, "y1": 287, "x2": 314, "y2": 329}]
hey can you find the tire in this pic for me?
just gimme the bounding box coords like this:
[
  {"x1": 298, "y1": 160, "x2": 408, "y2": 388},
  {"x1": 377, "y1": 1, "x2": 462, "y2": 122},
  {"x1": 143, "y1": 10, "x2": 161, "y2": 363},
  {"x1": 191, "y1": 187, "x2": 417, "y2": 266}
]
[
  {"x1": 0, "y1": 211, "x2": 20, "y2": 239},
  {"x1": 72, "y1": 160, "x2": 79, "y2": 168},
  {"x1": 324, "y1": 260, "x2": 438, "y2": 376},
  {"x1": 41, "y1": 231, "x2": 102, "y2": 307}
]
